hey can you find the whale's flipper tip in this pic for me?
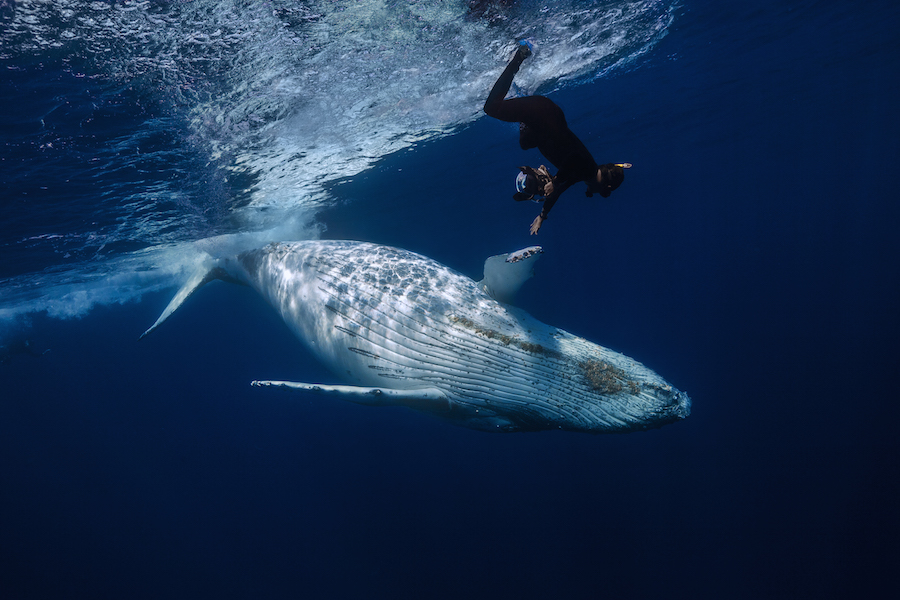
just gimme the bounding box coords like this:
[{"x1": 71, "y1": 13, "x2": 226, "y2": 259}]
[
  {"x1": 252, "y1": 380, "x2": 451, "y2": 412},
  {"x1": 505, "y1": 245, "x2": 542, "y2": 264},
  {"x1": 478, "y1": 246, "x2": 543, "y2": 305}
]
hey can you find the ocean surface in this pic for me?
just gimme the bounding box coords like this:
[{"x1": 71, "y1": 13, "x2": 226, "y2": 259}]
[{"x1": 2, "y1": 0, "x2": 898, "y2": 597}]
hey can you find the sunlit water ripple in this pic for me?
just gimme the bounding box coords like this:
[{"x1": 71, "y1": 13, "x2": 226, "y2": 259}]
[{"x1": 0, "y1": 0, "x2": 678, "y2": 323}]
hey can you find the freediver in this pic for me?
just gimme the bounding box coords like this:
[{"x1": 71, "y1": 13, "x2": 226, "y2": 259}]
[{"x1": 483, "y1": 40, "x2": 631, "y2": 234}]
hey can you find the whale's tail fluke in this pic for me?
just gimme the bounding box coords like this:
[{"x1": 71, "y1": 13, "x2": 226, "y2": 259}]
[{"x1": 140, "y1": 264, "x2": 228, "y2": 340}]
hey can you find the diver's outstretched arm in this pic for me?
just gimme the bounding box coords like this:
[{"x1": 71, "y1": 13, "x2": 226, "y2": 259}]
[{"x1": 529, "y1": 179, "x2": 569, "y2": 235}]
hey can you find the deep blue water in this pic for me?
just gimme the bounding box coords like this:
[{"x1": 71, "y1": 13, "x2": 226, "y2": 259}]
[{"x1": 2, "y1": 0, "x2": 899, "y2": 598}]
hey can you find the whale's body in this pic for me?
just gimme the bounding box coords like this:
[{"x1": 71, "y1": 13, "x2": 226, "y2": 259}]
[{"x1": 145, "y1": 240, "x2": 690, "y2": 433}]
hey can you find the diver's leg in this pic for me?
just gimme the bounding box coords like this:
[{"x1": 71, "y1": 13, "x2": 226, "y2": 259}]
[{"x1": 483, "y1": 42, "x2": 532, "y2": 119}]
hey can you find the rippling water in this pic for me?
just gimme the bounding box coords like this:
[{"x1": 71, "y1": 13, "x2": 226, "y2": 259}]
[
  {"x1": 1, "y1": 0, "x2": 676, "y2": 320},
  {"x1": 2, "y1": 1, "x2": 899, "y2": 598}
]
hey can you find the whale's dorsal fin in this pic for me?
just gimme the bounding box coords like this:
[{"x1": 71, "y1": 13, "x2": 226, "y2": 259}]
[
  {"x1": 477, "y1": 246, "x2": 542, "y2": 304},
  {"x1": 252, "y1": 381, "x2": 451, "y2": 413}
]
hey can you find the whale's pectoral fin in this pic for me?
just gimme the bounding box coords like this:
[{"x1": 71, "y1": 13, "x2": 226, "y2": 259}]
[
  {"x1": 477, "y1": 245, "x2": 542, "y2": 304},
  {"x1": 251, "y1": 381, "x2": 452, "y2": 413}
]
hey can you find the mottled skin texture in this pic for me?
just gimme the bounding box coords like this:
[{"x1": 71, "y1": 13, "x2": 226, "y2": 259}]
[{"x1": 221, "y1": 241, "x2": 690, "y2": 433}]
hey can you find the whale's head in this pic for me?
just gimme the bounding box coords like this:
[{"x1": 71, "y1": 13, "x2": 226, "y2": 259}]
[
  {"x1": 446, "y1": 316, "x2": 692, "y2": 434},
  {"x1": 573, "y1": 355, "x2": 692, "y2": 432},
  {"x1": 577, "y1": 353, "x2": 691, "y2": 424}
]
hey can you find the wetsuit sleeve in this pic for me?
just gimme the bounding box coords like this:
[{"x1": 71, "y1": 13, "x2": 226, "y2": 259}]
[{"x1": 538, "y1": 178, "x2": 572, "y2": 219}]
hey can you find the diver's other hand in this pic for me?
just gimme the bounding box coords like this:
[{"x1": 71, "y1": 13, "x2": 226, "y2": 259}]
[
  {"x1": 530, "y1": 214, "x2": 544, "y2": 235},
  {"x1": 542, "y1": 180, "x2": 554, "y2": 197}
]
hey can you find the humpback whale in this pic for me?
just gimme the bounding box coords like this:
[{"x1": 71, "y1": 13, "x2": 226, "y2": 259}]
[{"x1": 143, "y1": 241, "x2": 690, "y2": 433}]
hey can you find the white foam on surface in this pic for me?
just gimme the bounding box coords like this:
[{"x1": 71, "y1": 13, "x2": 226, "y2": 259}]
[{"x1": 0, "y1": 0, "x2": 678, "y2": 326}]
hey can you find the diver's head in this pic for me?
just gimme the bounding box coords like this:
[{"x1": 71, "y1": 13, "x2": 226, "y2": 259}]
[
  {"x1": 515, "y1": 170, "x2": 540, "y2": 199},
  {"x1": 514, "y1": 165, "x2": 549, "y2": 201},
  {"x1": 587, "y1": 163, "x2": 631, "y2": 198}
]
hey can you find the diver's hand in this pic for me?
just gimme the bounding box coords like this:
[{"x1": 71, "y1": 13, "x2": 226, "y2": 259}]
[
  {"x1": 530, "y1": 214, "x2": 544, "y2": 235},
  {"x1": 543, "y1": 180, "x2": 554, "y2": 197}
]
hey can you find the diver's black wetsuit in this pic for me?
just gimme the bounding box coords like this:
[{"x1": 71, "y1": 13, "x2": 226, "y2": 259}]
[{"x1": 483, "y1": 49, "x2": 599, "y2": 222}]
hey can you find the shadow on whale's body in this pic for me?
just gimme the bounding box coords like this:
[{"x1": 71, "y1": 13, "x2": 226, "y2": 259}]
[{"x1": 143, "y1": 240, "x2": 690, "y2": 433}]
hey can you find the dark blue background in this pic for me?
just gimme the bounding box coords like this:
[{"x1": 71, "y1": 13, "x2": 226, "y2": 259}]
[{"x1": 2, "y1": 1, "x2": 899, "y2": 598}]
